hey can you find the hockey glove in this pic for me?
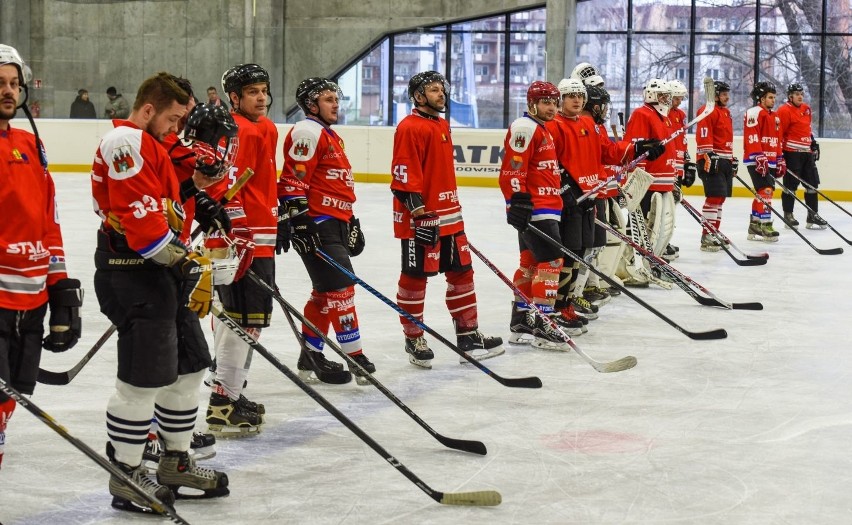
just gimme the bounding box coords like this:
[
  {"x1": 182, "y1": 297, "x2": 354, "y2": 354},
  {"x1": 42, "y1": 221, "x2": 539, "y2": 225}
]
[
  {"x1": 775, "y1": 157, "x2": 787, "y2": 178},
  {"x1": 42, "y1": 278, "x2": 83, "y2": 352},
  {"x1": 276, "y1": 197, "x2": 309, "y2": 254},
  {"x1": 413, "y1": 212, "x2": 440, "y2": 247},
  {"x1": 291, "y1": 214, "x2": 321, "y2": 256},
  {"x1": 753, "y1": 154, "x2": 769, "y2": 176},
  {"x1": 229, "y1": 227, "x2": 255, "y2": 282},
  {"x1": 182, "y1": 253, "x2": 213, "y2": 318},
  {"x1": 682, "y1": 162, "x2": 697, "y2": 187},
  {"x1": 347, "y1": 216, "x2": 366, "y2": 256},
  {"x1": 162, "y1": 198, "x2": 186, "y2": 233},
  {"x1": 506, "y1": 192, "x2": 534, "y2": 231},
  {"x1": 811, "y1": 139, "x2": 820, "y2": 161},
  {"x1": 192, "y1": 141, "x2": 225, "y2": 178},
  {"x1": 194, "y1": 191, "x2": 231, "y2": 235},
  {"x1": 635, "y1": 139, "x2": 665, "y2": 161},
  {"x1": 701, "y1": 152, "x2": 719, "y2": 176},
  {"x1": 732, "y1": 157, "x2": 740, "y2": 173}
]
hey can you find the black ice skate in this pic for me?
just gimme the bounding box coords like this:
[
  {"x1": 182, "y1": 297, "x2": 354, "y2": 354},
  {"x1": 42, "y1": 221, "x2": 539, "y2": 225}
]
[
  {"x1": 405, "y1": 336, "x2": 434, "y2": 369},
  {"x1": 297, "y1": 348, "x2": 352, "y2": 385},
  {"x1": 806, "y1": 213, "x2": 828, "y2": 230},
  {"x1": 456, "y1": 324, "x2": 504, "y2": 364},
  {"x1": 347, "y1": 351, "x2": 376, "y2": 386},
  {"x1": 206, "y1": 392, "x2": 263, "y2": 437},
  {"x1": 508, "y1": 303, "x2": 535, "y2": 345}
]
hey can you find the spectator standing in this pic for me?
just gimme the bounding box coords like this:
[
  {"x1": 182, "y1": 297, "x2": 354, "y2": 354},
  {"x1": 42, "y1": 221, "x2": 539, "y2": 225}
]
[{"x1": 69, "y1": 88, "x2": 96, "y2": 118}]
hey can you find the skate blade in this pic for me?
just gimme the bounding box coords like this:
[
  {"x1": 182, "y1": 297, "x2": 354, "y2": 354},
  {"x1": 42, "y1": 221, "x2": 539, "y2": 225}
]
[
  {"x1": 207, "y1": 424, "x2": 262, "y2": 438},
  {"x1": 531, "y1": 340, "x2": 570, "y2": 352},
  {"x1": 352, "y1": 373, "x2": 371, "y2": 386},
  {"x1": 297, "y1": 369, "x2": 322, "y2": 384},
  {"x1": 459, "y1": 346, "x2": 506, "y2": 364},
  {"x1": 169, "y1": 485, "x2": 230, "y2": 500},
  {"x1": 190, "y1": 446, "x2": 216, "y2": 461},
  {"x1": 806, "y1": 224, "x2": 827, "y2": 230},
  {"x1": 407, "y1": 355, "x2": 433, "y2": 369},
  {"x1": 508, "y1": 332, "x2": 534, "y2": 345},
  {"x1": 111, "y1": 496, "x2": 171, "y2": 515}
]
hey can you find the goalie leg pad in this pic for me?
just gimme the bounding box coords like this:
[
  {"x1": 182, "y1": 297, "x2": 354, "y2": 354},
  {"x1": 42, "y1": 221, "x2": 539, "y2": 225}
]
[{"x1": 647, "y1": 191, "x2": 676, "y2": 257}]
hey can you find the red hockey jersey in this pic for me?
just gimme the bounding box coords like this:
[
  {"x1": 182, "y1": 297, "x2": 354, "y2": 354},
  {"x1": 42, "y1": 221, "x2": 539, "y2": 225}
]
[
  {"x1": 743, "y1": 106, "x2": 782, "y2": 169},
  {"x1": 499, "y1": 114, "x2": 561, "y2": 222},
  {"x1": 0, "y1": 126, "x2": 67, "y2": 310},
  {"x1": 91, "y1": 120, "x2": 181, "y2": 261},
  {"x1": 162, "y1": 133, "x2": 197, "y2": 243},
  {"x1": 256, "y1": 116, "x2": 280, "y2": 176},
  {"x1": 281, "y1": 118, "x2": 355, "y2": 222},
  {"x1": 593, "y1": 122, "x2": 626, "y2": 199},
  {"x1": 624, "y1": 104, "x2": 676, "y2": 191},
  {"x1": 695, "y1": 105, "x2": 734, "y2": 158},
  {"x1": 776, "y1": 101, "x2": 814, "y2": 152},
  {"x1": 391, "y1": 109, "x2": 463, "y2": 239},
  {"x1": 669, "y1": 106, "x2": 688, "y2": 177},
  {"x1": 548, "y1": 113, "x2": 629, "y2": 195}
]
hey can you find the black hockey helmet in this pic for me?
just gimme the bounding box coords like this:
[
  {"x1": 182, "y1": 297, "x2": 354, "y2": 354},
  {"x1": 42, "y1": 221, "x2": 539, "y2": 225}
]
[
  {"x1": 786, "y1": 82, "x2": 804, "y2": 95},
  {"x1": 183, "y1": 103, "x2": 239, "y2": 178},
  {"x1": 750, "y1": 81, "x2": 776, "y2": 103},
  {"x1": 713, "y1": 80, "x2": 730, "y2": 94},
  {"x1": 584, "y1": 85, "x2": 611, "y2": 124},
  {"x1": 221, "y1": 64, "x2": 270, "y2": 103},
  {"x1": 408, "y1": 71, "x2": 449, "y2": 102},
  {"x1": 296, "y1": 77, "x2": 342, "y2": 115}
]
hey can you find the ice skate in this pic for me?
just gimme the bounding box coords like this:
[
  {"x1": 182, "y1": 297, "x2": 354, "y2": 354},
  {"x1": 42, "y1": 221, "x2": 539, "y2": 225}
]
[
  {"x1": 156, "y1": 449, "x2": 229, "y2": 499},
  {"x1": 297, "y1": 348, "x2": 351, "y2": 384},
  {"x1": 747, "y1": 217, "x2": 778, "y2": 242},
  {"x1": 347, "y1": 351, "x2": 376, "y2": 385},
  {"x1": 529, "y1": 311, "x2": 570, "y2": 352},
  {"x1": 206, "y1": 392, "x2": 263, "y2": 437},
  {"x1": 571, "y1": 296, "x2": 599, "y2": 320},
  {"x1": 107, "y1": 442, "x2": 175, "y2": 514},
  {"x1": 405, "y1": 336, "x2": 434, "y2": 369},
  {"x1": 556, "y1": 304, "x2": 587, "y2": 334},
  {"x1": 784, "y1": 212, "x2": 799, "y2": 229},
  {"x1": 582, "y1": 285, "x2": 611, "y2": 306},
  {"x1": 189, "y1": 431, "x2": 216, "y2": 461},
  {"x1": 806, "y1": 213, "x2": 827, "y2": 230},
  {"x1": 508, "y1": 303, "x2": 535, "y2": 345},
  {"x1": 662, "y1": 243, "x2": 679, "y2": 262},
  {"x1": 700, "y1": 233, "x2": 721, "y2": 252},
  {"x1": 456, "y1": 326, "x2": 504, "y2": 364}
]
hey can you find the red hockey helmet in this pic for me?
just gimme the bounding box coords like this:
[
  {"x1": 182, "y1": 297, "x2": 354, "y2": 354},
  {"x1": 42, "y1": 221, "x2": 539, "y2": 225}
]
[{"x1": 527, "y1": 81, "x2": 560, "y2": 106}]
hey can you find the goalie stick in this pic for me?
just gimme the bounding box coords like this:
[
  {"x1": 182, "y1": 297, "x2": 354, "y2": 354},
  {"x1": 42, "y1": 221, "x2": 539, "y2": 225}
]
[
  {"x1": 467, "y1": 242, "x2": 637, "y2": 373},
  {"x1": 0, "y1": 378, "x2": 189, "y2": 524},
  {"x1": 785, "y1": 168, "x2": 852, "y2": 220},
  {"x1": 210, "y1": 304, "x2": 502, "y2": 506},
  {"x1": 679, "y1": 197, "x2": 768, "y2": 266},
  {"x1": 594, "y1": 218, "x2": 763, "y2": 310},
  {"x1": 314, "y1": 249, "x2": 542, "y2": 389},
  {"x1": 37, "y1": 168, "x2": 256, "y2": 386},
  {"x1": 733, "y1": 172, "x2": 844, "y2": 255},
  {"x1": 246, "y1": 270, "x2": 487, "y2": 455},
  {"x1": 525, "y1": 224, "x2": 727, "y2": 341},
  {"x1": 775, "y1": 170, "x2": 852, "y2": 245}
]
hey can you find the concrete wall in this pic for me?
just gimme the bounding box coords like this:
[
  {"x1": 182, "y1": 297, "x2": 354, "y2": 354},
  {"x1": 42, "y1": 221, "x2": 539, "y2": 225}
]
[
  {"x1": 1, "y1": 0, "x2": 554, "y2": 122},
  {"x1": 13, "y1": 118, "x2": 852, "y2": 201}
]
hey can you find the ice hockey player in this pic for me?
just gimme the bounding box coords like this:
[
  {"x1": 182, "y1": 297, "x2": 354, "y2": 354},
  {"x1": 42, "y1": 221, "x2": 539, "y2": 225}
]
[
  {"x1": 777, "y1": 83, "x2": 826, "y2": 229},
  {"x1": 204, "y1": 63, "x2": 278, "y2": 436},
  {"x1": 664, "y1": 79, "x2": 697, "y2": 260},
  {"x1": 0, "y1": 44, "x2": 82, "y2": 470},
  {"x1": 91, "y1": 72, "x2": 229, "y2": 512},
  {"x1": 695, "y1": 80, "x2": 735, "y2": 251},
  {"x1": 279, "y1": 77, "x2": 374, "y2": 385},
  {"x1": 391, "y1": 71, "x2": 503, "y2": 367},
  {"x1": 743, "y1": 81, "x2": 783, "y2": 241}
]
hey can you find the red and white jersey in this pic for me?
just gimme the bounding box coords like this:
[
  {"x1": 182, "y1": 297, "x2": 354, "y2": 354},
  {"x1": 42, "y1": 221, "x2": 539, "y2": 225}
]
[
  {"x1": 499, "y1": 114, "x2": 561, "y2": 222},
  {"x1": 743, "y1": 105, "x2": 782, "y2": 168},
  {"x1": 281, "y1": 117, "x2": 355, "y2": 222},
  {"x1": 0, "y1": 126, "x2": 67, "y2": 310},
  {"x1": 695, "y1": 105, "x2": 734, "y2": 158},
  {"x1": 624, "y1": 104, "x2": 676, "y2": 191},
  {"x1": 205, "y1": 112, "x2": 278, "y2": 257},
  {"x1": 593, "y1": 122, "x2": 625, "y2": 199},
  {"x1": 91, "y1": 120, "x2": 181, "y2": 261},
  {"x1": 390, "y1": 109, "x2": 463, "y2": 239},
  {"x1": 162, "y1": 133, "x2": 197, "y2": 244},
  {"x1": 669, "y1": 106, "x2": 688, "y2": 176},
  {"x1": 548, "y1": 113, "x2": 628, "y2": 196},
  {"x1": 776, "y1": 101, "x2": 814, "y2": 152}
]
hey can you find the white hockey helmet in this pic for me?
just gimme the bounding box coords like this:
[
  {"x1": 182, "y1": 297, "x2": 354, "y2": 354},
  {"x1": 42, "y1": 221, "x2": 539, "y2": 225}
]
[
  {"x1": 0, "y1": 44, "x2": 32, "y2": 86},
  {"x1": 643, "y1": 78, "x2": 672, "y2": 115},
  {"x1": 570, "y1": 62, "x2": 599, "y2": 81},
  {"x1": 668, "y1": 79, "x2": 688, "y2": 98},
  {"x1": 558, "y1": 77, "x2": 587, "y2": 99},
  {"x1": 583, "y1": 74, "x2": 605, "y2": 87}
]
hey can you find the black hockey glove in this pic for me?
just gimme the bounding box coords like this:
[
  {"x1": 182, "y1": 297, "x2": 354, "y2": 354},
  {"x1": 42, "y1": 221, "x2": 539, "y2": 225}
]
[
  {"x1": 682, "y1": 162, "x2": 697, "y2": 187},
  {"x1": 506, "y1": 192, "x2": 534, "y2": 231},
  {"x1": 42, "y1": 278, "x2": 83, "y2": 352},
  {"x1": 811, "y1": 138, "x2": 820, "y2": 161},
  {"x1": 413, "y1": 212, "x2": 440, "y2": 247},
  {"x1": 291, "y1": 214, "x2": 320, "y2": 256},
  {"x1": 347, "y1": 216, "x2": 366, "y2": 256},
  {"x1": 635, "y1": 139, "x2": 665, "y2": 161},
  {"x1": 276, "y1": 197, "x2": 308, "y2": 254},
  {"x1": 194, "y1": 191, "x2": 231, "y2": 235}
]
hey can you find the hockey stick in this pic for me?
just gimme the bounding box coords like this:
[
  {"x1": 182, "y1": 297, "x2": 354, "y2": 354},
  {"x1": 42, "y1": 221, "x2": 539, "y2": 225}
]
[
  {"x1": 210, "y1": 304, "x2": 502, "y2": 506},
  {"x1": 0, "y1": 378, "x2": 189, "y2": 523},
  {"x1": 785, "y1": 167, "x2": 852, "y2": 220},
  {"x1": 314, "y1": 249, "x2": 542, "y2": 389},
  {"x1": 679, "y1": 197, "x2": 768, "y2": 265},
  {"x1": 775, "y1": 170, "x2": 852, "y2": 245},
  {"x1": 594, "y1": 218, "x2": 763, "y2": 310},
  {"x1": 733, "y1": 172, "x2": 844, "y2": 255},
  {"x1": 246, "y1": 270, "x2": 487, "y2": 455},
  {"x1": 37, "y1": 168, "x2": 258, "y2": 386},
  {"x1": 525, "y1": 224, "x2": 727, "y2": 340},
  {"x1": 467, "y1": 243, "x2": 637, "y2": 373}
]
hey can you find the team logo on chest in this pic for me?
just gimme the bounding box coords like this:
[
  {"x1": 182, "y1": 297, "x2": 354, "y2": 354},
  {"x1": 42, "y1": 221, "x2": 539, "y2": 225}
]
[
  {"x1": 111, "y1": 145, "x2": 135, "y2": 172},
  {"x1": 9, "y1": 148, "x2": 29, "y2": 164}
]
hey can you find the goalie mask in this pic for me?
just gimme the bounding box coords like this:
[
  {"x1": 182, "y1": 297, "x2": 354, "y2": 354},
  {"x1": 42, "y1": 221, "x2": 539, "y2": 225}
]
[
  {"x1": 570, "y1": 62, "x2": 599, "y2": 81},
  {"x1": 643, "y1": 78, "x2": 672, "y2": 116},
  {"x1": 183, "y1": 103, "x2": 239, "y2": 179},
  {"x1": 584, "y1": 85, "x2": 611, "y2": 125}
]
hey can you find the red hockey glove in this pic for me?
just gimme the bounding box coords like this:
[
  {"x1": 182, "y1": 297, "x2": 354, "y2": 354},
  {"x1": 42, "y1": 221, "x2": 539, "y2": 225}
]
[
  {"x1": 754, "y1": 154, "x2": 769, "y2": 176},
  {"x1": 775, "y1": 157, "x2": 787, "y2": 178}
]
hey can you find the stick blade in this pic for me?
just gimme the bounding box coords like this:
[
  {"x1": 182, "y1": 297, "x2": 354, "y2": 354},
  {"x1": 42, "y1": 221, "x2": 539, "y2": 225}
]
[
  {"x1": 596, "y1": 356, "x2": 638, "y2": 373},
  {"x1": 702, "y1": 76, "x2": 716, "y2": 102},
  {"x1": 436, "y1": 435, "x2": 488, "y2": 456},
  {"x1": 440, "y1": 490, "x2": 502, "y2": 506},
  {"x1": 732, "y1": 302, "x2": 764, "y2": 310},
  {"x1": 688, "y1": 328, "x2": 728, "y2": 340},
  {"x1": 497, "y1": 376, "x2": 543, "y2": 389},
  {"x1": 36, "y1": 369, "x2": 71, "y2": 385},
  {"x1": 817, "y1": 247, "x2": 844, "y2": 255}
]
